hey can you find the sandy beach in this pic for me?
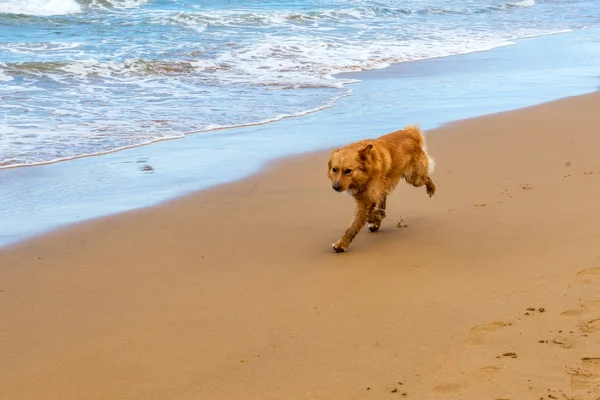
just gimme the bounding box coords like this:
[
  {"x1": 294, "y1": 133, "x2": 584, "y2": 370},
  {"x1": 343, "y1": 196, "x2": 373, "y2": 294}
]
[{"x1": 2, "y1": 91, "x2": 600, "y2": 399}]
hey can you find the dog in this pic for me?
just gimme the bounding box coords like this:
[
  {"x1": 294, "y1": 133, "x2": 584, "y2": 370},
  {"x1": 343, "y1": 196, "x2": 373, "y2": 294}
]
[{"x1": 327, "y1": 125, "x2": 436, "y2": 252}]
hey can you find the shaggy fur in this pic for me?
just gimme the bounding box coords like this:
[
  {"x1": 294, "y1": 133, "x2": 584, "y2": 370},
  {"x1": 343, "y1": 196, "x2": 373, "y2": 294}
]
[{"x1": 327, "y1": 125, "x2": 436, "y2": 253}]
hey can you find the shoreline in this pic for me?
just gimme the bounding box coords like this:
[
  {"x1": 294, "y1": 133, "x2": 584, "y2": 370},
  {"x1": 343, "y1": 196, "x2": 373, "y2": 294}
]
[
  {"x1": 0, "y1": 90, "x2": 353, "y2": 171},
  {"x1": 1, "y1": 91, "x2": 600, "y2": 399},
  {"x1": 1, "y1": 26, "x2": 600, "y2": 249},
  {"x1": 2, "y1": 89, "x2": 598, "y2": 252},
  {"x1": 0, "y1": 89, "x2": 596, "y2": 254}
]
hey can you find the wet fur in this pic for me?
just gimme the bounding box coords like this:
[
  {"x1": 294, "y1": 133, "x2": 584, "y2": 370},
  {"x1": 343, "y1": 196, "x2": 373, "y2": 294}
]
[{"x1": 327, "y1": 125, "x2": 436, "y2": 253}]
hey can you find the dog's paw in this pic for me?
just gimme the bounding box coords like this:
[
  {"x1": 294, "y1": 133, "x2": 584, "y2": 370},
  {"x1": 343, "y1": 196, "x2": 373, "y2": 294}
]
[
  {"x1": 426, "y1": 181, "x2": 436, "y2": 197},
  {"x1": 368, "y1": 222, "x2": 380, "y2": 232},
  {"x1": 332, "y1": 241, "x2": 348, "y2": 253}
]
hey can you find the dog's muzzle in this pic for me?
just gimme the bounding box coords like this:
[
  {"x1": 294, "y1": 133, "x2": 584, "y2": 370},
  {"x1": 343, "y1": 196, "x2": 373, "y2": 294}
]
[{"x1": 332, "y1": 182, "x2": 342, "y2": 192}]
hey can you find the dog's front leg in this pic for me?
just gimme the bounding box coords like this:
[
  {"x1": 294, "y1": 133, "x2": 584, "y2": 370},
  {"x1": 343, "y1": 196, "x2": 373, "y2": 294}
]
[
  {"x1": 367, "y1": 195, "x2": 387, "y2": 232},
  {"x1": 332, "y1": 201, "x2": 371, "y2": 253}
]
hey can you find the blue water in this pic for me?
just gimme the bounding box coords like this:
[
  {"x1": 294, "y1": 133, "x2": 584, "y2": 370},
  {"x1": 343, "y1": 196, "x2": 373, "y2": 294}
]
[
  {"x1": 0, "y1": 0, "x2": 600, "y2": 247},
  {"x1": 0, "y1": 0, "x2": 598, "y2": 167}
]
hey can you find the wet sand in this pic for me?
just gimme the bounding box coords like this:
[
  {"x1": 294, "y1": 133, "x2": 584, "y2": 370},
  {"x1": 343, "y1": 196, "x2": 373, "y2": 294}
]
[{"x1": 1, "y1": 92, "x2": 600, "y2": 399}]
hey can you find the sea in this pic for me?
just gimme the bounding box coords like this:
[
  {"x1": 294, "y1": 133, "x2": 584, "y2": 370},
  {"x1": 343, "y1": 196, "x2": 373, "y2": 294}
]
[
  {"x1": 1, "y1": 0, "x2": 599, "y2": 168},
  {"x1": 1, "y1": 0, "x2": 600, "y2": 246}
]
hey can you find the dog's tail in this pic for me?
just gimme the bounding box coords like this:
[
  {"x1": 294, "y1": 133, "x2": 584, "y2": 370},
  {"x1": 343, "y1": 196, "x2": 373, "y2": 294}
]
[
  {"x1": 403, "y1": 124, "x2": 425, "y2": 148},
  {"x1": 404, "y1": 124, "x2": 435, "y2": 174}
]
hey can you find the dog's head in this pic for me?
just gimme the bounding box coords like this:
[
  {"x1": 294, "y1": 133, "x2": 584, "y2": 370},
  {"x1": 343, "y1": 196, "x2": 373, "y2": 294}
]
[{"x1": 327, "y1": 143, "x2": 373, "y2": 193}]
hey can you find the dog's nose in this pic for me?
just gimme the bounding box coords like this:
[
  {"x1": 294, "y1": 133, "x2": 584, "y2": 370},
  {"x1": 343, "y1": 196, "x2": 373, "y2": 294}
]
[{"x1": 332, "y1": 182, "x2": 342, "y2": 192}]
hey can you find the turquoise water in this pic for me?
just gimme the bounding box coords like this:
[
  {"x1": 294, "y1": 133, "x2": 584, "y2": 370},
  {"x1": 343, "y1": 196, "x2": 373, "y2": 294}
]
[{"x1": 0, "y1": 0, "x2": 598, "y2": 167}]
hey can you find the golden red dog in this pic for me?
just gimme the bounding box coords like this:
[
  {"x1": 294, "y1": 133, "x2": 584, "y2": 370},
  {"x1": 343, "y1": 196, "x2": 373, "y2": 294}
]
[{"x1": 327, "y1": 125, "x2": 436, "y2": 252}]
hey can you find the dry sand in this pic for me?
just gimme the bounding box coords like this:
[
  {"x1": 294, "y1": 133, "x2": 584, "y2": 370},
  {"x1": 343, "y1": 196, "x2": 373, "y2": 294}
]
[{"x1": 1, "y1": 92, "x2": 600, "y2": 400}]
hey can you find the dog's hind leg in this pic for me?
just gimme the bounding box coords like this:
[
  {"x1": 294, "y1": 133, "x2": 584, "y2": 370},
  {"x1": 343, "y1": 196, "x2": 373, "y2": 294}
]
[
  {"x1": 332, "y1": 200, "x2": 371, "y2": 253},
  {"x1": 405, "y1": 153, "x2": 436, "y2": 197},
  {"x1": 367, "y1": 195, "x2": 387, "y2": 232},
  {"x1": 424, "y1": 177, "x2": 436, "y2": 197}
]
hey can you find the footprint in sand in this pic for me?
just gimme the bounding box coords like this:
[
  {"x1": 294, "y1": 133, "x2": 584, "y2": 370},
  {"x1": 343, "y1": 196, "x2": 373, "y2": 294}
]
[
  {"x1": 576, "y1": 267, "x2": 600, "y2": 284},
  {"x1": 570, "y1": 357, "x2": 600, "y2": 391},
  {"x1": 550, "y1": 336, "x2": 575, "y2": 350},
  {"x1": 466, "y1": 322, "x2": 510, "y2": 345},
  {"x1": 579, "y1": 319, "x2": 600, "y2": 334},
  {"x1": 433, "y1": 366, "x2": 502, "y2": 394},
  {"x1": 561, "y1": 300, "x2": 600, "y2": 317}
]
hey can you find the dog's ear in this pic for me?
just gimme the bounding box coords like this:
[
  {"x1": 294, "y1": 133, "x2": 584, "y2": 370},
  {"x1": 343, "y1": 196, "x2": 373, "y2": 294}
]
[
  {"x1": 328, "y1": 149, "x2": 338, "y2": 170},
  {"x1": 358, "y1": 144, "x2": 373, "y2": 161},
  {"x1": 327, "y1": 149, "x2": 340, "y2": 169}
]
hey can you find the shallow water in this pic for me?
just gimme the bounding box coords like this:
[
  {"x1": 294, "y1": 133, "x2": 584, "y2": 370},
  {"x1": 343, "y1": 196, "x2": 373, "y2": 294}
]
[{"x1": 1, "y1": 0, "x2": 598, "y2": 167}]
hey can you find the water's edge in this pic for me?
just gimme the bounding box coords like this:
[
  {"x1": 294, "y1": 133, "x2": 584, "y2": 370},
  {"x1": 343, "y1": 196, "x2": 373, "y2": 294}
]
[{"x1": 1, "y1": 26, "x2": 599, "y2": 249}]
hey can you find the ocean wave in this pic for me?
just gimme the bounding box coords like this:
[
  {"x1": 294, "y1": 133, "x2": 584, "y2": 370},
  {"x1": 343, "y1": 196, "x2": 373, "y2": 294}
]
[
  {"x1": 512, "y1": 0, "x2": 536, "y2": 8},
  {"x1": 0, "y1": 0, "x2": 149, "y2": 16},
  {"x1": 1, "y1": 24, "x2": 576, "y2": 89},
  {"x1": 0, "y1": 63, "x2": 13, "y2": 81},
  {"x1": 0, "y1": 0, "x2": 81, "y2": 16},
  {"x1": 157, "y1": 1, "x2": 537, "y2": 29},
  {"x1": 83, "y1": 0, "x2": 148, "y2": 10},
  {"x1": 473, "y1": 0, "x2": 536, "y2": 14},
  {"x1": 2, "y1": 42, "x2": 81, "y2": 55},
  {"x1": 0, "y1": 0, "x2": 531, "y2": 19},
  {"x1": 0, "y1": 57, "x2": 353, "y2": 89},
  {"x1": 0, "y1": 59, "x2": 194, "y2": 78}
]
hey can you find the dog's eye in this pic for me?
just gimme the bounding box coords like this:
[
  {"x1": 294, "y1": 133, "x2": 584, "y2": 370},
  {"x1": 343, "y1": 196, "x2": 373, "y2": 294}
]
[
  {"x1": 332, "y1": 168, "x2": 338, "y2": 173},
  {"x1": 344, "y1": 169, "x2": 352, "y2": 175}
]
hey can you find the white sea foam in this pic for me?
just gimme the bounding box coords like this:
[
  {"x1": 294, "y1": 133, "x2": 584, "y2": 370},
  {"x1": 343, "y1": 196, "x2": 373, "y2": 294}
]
[
  {"x1": 87, "y1": 0, "x2": 148, "y2": 10},
  {"x1": 110, "y1": 0, "x2": 147, "y2": 8},
  {"x1": 0, "y1": 0, "x2": 81, "y2": 16},
  {"x1": 0, "y1": 63, "x2": 13, "y2": 81},
  {"x1": 513, "y1": 0, "x2": 535, "y2": 7},
  {"x1": 2, "y1": 42, "x2": 81, "y2": 55}
]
